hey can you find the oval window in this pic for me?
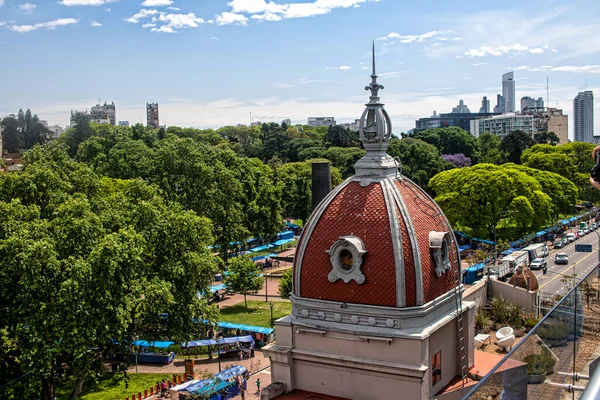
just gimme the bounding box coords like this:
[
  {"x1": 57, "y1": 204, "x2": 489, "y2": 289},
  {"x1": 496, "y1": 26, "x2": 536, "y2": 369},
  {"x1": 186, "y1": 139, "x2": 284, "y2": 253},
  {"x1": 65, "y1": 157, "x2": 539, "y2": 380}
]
[{"x1": 339, "y1": 249, "x2": 354, "y2": 271}]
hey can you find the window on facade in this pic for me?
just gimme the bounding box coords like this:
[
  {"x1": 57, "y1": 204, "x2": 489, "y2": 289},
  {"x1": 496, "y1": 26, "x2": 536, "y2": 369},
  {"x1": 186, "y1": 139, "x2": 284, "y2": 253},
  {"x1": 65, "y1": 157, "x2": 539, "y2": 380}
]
[{"x1": 432, "y1": 351, "x2": 442, "y2": 385}]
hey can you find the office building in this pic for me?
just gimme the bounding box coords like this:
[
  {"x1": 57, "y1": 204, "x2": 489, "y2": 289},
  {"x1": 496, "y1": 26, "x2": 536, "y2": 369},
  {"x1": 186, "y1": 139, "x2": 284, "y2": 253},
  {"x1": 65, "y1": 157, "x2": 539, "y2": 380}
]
[
  {"x1": 415, "y1": 111, "x2": 497, "y2": 133},
  {"x1": 521, "y1": 96, "x2": 544, "y2": 113},
  {"x1": 90, "y1": 102, "x2": 116, "y2": 125},
  {"x1": 523, "y1": 107, "x2": 568, "y2": 145},
  {"x1": 574, "y1": 91, "x2": 594, "y2": 143},
  {"x1": 479, "y1": 96, "x2": 490, "y2": 113},
  {"x1": 118, "y1": 121, "x2": 130, "y2": 127},
  {"x1": 307, "y1": 117, "x2": 336, "y2": 127},
  {"x1": 451, "y1": 100, "x2": 471, "y2": 114},
  {"x1": 281, "y1": 119, "x2": 291, "y2": 126},
  {"x1": 470, "y1": 113, "x2": 534, "y2": 138},
  {"x1": 502, "y1": 72, "x2": 516, "y2": 113},
  {"x1": 146, "y1": 103, "x2": 159, "y2": 128},
  {"x1": 493, "y1": 94, "x2": 505, "y2": 114}
]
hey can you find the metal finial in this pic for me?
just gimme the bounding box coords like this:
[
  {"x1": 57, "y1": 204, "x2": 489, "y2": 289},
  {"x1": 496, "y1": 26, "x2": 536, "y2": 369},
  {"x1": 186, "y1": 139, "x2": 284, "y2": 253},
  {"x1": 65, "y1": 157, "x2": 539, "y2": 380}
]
[{"x1": 372, "y1": 40, "x2": 376, "y2": 76}]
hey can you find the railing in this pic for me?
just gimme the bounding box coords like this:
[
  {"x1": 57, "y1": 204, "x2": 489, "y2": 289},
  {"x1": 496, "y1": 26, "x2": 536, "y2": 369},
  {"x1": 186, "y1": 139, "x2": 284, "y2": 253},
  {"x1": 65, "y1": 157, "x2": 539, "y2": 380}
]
[{"x1": 462, "y1": 263, "x2": 600, "y2": 399}]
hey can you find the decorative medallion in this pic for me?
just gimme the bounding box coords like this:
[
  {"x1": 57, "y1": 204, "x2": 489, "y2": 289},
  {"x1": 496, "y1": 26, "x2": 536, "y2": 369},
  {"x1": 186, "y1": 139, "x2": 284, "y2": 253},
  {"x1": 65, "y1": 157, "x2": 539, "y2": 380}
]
[
  {"x1": 429, "y1": 231, "x2": 451, "y2": 277},
  {"x1": 326, "y1": 236, "x2": 367, "y2": 284}
]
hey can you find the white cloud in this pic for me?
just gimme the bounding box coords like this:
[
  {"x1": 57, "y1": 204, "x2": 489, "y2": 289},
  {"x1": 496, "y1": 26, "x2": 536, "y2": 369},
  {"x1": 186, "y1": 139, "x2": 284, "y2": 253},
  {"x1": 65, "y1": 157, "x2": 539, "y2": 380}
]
[
  {"x1": 251, "y1": 12, "x2": 282, "y2": 21},
  {"x1": 274, "y1": 82, "x2": 294, "y2": 88},
  {"x1": 19, "y1": 2, "x2": 36, "y2": 13},
  {"x1": 90, "y1": 20, "x2": 102, "y2": 26},
  {"x1": 464, "y1": 43, "x2": 550, "y2": 57},
  {"x1": 379, "y1": 30, "x2": 451, "y2": 44},
  {"x1": 228, "y1": 0, "x2": 287, "y2": 14},
  {"x1": 227, "y1": 0, "x2": 373, "y2": 21},
  {"x1": 166, "y1": 6, "x2": 180, "y2": 11},
  {"x1": 125, "y1": 9, "x2": 158, "y2": 23},
  {"x1": 513, "y1": 65, "x2": 600, "y2": 74},
  {"x1": 209, "y1": 36, "x2": 219, "y2": 40},
  {"x1": 215, "y1": 12, "x2": 248, "y2": 25},
  {"x1": 105, "y1": 7, "x2": 110, "y2": 11},
  {"x1": 8, "y1": 17, "x2": 78, "y2": 32},
  {"x1": 142, "y1": 22, "x2": 156, "y2": 28},
  {"x1": 141, "y1": 0, "x2": 172, "y2": 6},
  {"x1": 0, "y1": 0, "x2": 4, "y2": 6},
  {"x1": 151, "y1": 25, "x2": 175, "y2": 33},
  {"x1": 59, "y1": 0, "x2": 117, "y2": 5},
  {"x1": 326, "y1": 65, "x2": 352, "y2": 70}
]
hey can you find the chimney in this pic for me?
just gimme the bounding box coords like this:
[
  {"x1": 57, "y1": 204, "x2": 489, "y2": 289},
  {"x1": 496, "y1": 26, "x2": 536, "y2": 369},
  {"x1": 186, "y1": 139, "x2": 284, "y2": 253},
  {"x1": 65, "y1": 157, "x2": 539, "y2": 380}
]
[{"x1": 311, "y1": 161, "x2": 331, "y2": 210}]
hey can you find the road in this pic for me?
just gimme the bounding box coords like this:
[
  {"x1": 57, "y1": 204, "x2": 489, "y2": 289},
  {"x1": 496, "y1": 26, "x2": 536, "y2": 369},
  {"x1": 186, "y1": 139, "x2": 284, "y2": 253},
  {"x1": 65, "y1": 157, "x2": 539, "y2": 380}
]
[{"x1": 532, "y1": 228, "x2": 600, "y2": 296}]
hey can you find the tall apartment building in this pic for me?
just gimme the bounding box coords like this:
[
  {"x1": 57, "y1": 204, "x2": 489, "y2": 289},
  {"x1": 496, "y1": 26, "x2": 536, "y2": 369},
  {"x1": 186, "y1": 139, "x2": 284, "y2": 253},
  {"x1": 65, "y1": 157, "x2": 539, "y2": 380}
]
[
  {"x1": 479, "y1": 96, "x2": 490, "y2": 113},
  {"x1": 307, "y1": 117, "x2": 336, "y2": 127},
  {"x1": 502, "y1": 72, "x2": 516, "y2": 113},
  {"x1": 493, "y1": 94, "x2": 505, "y2": 114},
  {"x1": 470, "y1": 113, "x2": 534, "y2": 138},
  {"x1": 573, "y1": 91, "x2": 594, "y2": 143},
  {"x1": 521, "y1": 96, "x2": 544, "y2": 113},
  {"x1": 90, "y1": 102, "x2": 116, "y2": 125},
  {"x1": 146, "y1": 103, "x2": 159, "y2": 128}
]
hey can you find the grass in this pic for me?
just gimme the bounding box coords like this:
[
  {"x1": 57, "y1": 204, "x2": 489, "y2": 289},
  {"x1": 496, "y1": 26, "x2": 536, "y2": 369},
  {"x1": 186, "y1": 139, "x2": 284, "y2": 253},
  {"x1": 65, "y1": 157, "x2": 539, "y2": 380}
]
[
  {"x1": 57, "y1": 373, "x2": 174, "y2": 400},
  {"x1": 219, "y1": 300, "x2": 292, "y2": 327}
]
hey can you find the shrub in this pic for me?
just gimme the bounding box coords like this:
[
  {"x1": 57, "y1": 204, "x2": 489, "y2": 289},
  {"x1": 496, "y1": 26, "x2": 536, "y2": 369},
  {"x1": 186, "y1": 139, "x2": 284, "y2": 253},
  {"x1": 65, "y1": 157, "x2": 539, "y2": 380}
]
[
  {"x1": 538, "y1": 322, "x2": 569, "y2": 341},
  {"x1": 522, "y1": 354, "x2": 549, "y2": 375},
  {"x1": 489, "y1": 297, "x2": 510, "y2": 324},
  {"x1": 475, "y1": 310, "x2": 491, "y2": 330}
]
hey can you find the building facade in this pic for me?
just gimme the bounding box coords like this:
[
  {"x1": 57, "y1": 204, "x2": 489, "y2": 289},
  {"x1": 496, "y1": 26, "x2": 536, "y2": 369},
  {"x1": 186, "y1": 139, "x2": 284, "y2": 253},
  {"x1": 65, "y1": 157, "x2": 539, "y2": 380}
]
[
  {"x1": 264, "y1": 51, "x2": 476, "y2": 400},
  {"x1": 493, "y1": 94, "x2": 505, "y2": 114},
  {"x1": 451, "y1": 99, "x2": 471, "y2": 114},
  {"x1": 118, "y1": 121, "x2": 130, "y2": 127},
  {"x1": 502, "y1": 72, "x2": 516, "y2": 113},
  {"x1": 340, "y1": 119, "x2": 361, "y2": 131},
  {"x1": 307, "y1": 117, "x2": 336, "y2": 127},
  {"x1": 90, "y1": 102, "x2": 116, "y2": 125},
  {"x1": 527, "y1": 108, "x2": 568, "y2": 145},
  {"x1": 470, "y1": 113, "x2": 534, "y2": 138},
  {"x1": 574, "y1": 91, "x2": 594, "y2": 143},
  {"x1": 47, "y1": 125, "x2": 64, "y2": 139},
  {"x1": 281, "y1": 119, "x2": 292, "y2": 126},
  {"x1": 415, "y1": 112, "x2": 497, "y2": 133},
  {"x1": 146, "y1": 103, "x2": 160, "y2": 128},
  {"x1": 479, "y1": 96, "x2": 490, "y2": 113},
  {"x1": 520, "y1": 96, "x2": 544, "y2": 113}
]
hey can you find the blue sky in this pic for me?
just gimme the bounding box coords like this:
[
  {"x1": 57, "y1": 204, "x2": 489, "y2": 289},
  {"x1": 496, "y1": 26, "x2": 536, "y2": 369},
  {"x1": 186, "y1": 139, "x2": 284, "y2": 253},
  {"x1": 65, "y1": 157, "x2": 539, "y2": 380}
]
[{"x1": 0, "y1": 0, "x2": 599, "y2": 136}]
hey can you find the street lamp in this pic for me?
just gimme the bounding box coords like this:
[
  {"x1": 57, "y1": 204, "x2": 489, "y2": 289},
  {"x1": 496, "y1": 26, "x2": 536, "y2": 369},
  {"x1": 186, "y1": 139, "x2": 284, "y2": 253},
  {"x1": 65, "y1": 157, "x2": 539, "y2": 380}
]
[
  {"x1": 270, "y1": 302, "x2": 274, "y2": 328},
  {"x1": 217, "y1": 335, "x2": 223, "y2": 373}
]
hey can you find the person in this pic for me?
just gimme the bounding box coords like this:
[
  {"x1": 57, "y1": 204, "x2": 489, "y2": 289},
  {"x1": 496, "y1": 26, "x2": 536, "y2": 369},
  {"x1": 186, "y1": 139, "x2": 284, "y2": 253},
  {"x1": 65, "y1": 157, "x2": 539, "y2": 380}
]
[
  {"x1": 160, "y1": 379, "x2": 168, "y2": 397},
  {"x1": 256, "y1": 377, "x2": 261, "y2": 394},
  {"x1": 250, "y1": 348, "x2": 255, "y2": 358}
]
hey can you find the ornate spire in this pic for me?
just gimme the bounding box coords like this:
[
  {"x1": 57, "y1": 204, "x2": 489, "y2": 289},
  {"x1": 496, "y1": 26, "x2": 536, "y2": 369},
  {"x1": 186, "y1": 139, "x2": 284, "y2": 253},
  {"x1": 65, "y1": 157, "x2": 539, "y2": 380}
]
[{"x1": 355, "y1": 42, "x2": 396, "y2": 177}]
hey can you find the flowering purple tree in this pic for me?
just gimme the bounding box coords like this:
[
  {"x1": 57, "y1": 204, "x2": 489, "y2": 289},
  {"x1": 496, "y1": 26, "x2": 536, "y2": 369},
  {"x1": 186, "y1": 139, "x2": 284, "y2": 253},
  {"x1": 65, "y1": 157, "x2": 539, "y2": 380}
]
[{"x1": 442, "y1": 153, "x2": 472, "y2": 168}]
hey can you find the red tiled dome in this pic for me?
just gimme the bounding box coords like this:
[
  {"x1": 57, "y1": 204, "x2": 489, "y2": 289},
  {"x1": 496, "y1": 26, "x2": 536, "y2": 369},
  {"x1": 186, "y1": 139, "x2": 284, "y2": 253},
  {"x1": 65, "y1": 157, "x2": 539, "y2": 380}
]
[{"x1": 293, "y1": 175, "x2": 460, "y2": 308}]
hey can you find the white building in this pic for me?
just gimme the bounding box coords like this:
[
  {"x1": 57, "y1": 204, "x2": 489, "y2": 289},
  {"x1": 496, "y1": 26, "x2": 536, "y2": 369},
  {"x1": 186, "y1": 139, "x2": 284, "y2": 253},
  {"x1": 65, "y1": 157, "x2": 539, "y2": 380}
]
[
  {"x1": 574, "y1": 91, "x2": 594, "y2": 143},
  {"x1": 502, "y1": 72, "x2": 516, "y2": 113},
  {"x1": 470, "y1": 113, "x2": 534, "y2": 138},
  {"x1": 47, "y1": 125, "x2": 64, "y2": 139},
  {"x1": 451, "y1": 99, "x2": 471, "y2": 114},
  {"x1": 91, "y1": 102, "x2": 116, "y2": 125},
  {"x1": 307, "y1": 117, "x2": 336, "y2": 127}
]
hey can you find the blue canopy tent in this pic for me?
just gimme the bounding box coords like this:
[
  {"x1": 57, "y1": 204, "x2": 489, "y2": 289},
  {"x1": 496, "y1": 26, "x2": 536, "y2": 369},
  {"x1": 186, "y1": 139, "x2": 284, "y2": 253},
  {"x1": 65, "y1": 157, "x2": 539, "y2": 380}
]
[
  {"x1": 454, "y1": 231, "x2": 469, "y2": 238},
  {"x1": 458, "y1": 244, "x2": 471, "y2": 253},
  {"x1": 132, "y1": 340, "x2": 174, "y2": 349},
  {"x1": 500, "y1": 248, "x2": 517, "y2": 256},
  {"x1": 462, "y1": 263, "x2": 486, "y2": 285},
  {"x1": 210, "y1": 284, "x2": 226, "y2": 293},
  {"x1": 184, "y1": 335, "x2": 254, "y2": 348},
  {"x1": 249, "y1": 244, "x2": 275, "y2": 253},
  {"x1": 251, "y1": 253, "x2": 278, "y2": 262},
  {"x1": 471, "y1": 237, "x2": 497, "y2": 246},
  {"x1": 276, "y1": 231, "x2": 295, "y2": 240},
  {"x1": 215, "y1": 365, "x2": 247, "y2": 381},
  {"x1": 286, "y1": 221, "x2": 301, "y2": 229},
  {"x1": 217, "y1": 321, "x2": 274, "y2": 335},
  {"x1": 272, "y1": 238, "x2": 295, "y2": 247}
]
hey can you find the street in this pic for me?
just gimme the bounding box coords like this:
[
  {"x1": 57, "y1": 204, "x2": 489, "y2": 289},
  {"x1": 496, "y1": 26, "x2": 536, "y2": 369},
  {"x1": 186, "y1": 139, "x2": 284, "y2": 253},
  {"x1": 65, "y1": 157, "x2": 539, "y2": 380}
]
[{"x1": 532, "y1": 229, "x2": 600, "y2": 296}]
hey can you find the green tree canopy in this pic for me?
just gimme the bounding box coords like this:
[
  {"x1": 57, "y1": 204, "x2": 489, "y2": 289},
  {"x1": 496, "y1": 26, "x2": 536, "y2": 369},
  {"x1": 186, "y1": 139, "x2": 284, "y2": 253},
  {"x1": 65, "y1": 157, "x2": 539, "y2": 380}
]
[
  {"x1": 224, "y1": 256, "x2": 264, "y2": 309},
  {"x1": 411, "y1": 127, "x2": 481, "y2": 162},
  {"x1": 278, "y1": 269, "x2": 293, "y2": 299},
  {"x1": 499, "y1": 130, "x2": 534, "y2": 164}
]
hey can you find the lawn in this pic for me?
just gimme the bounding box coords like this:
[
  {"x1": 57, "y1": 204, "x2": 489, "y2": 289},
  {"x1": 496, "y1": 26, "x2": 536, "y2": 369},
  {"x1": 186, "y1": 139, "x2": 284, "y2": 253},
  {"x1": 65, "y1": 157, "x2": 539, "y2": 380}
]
[
  {"x1": 219, "y1": 300, "x2": 292, "y2": 327},
  {"x1": 57, "y1": 373, "x2": 173, "y2": 400}
]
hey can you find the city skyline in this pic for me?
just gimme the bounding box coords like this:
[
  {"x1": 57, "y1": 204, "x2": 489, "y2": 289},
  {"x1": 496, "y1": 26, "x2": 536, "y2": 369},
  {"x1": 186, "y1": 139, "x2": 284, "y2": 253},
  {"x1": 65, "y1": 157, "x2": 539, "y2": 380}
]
[{"x1": 0, "y1": 0, "x2": 599, "y2": 137}]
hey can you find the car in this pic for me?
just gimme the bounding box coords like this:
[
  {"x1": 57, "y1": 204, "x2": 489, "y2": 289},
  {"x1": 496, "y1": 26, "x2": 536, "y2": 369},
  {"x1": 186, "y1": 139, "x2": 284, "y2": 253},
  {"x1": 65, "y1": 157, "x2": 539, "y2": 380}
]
[
  {"x1": 530, "y1": 258, "x2": 547, "y2": 270},
  {"x1": 566, "y1": 233, "x2": 576, "y2": 243},
  {"x1": 593, "y1": 223, "x2": 598, "y2": 230},
  {"x1": 555, "y1": 253, "x2": 569, "y2": 265},
  {"x1": 585, "y1": 228, "x2": 591, "y2": 235},
  {"x1": 579, "y1": 230, "x2": 586, "y2": 237},
  {"x1": 553, "y1": 238, "x2": 567, "y2": 249}
]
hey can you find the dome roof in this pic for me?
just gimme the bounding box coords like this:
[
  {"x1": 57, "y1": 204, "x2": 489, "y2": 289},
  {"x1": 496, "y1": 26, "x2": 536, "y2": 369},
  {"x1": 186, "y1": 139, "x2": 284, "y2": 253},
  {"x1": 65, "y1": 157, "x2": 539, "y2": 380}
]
[{"x1": 292, "y1": 45, "x2": 460, "y2": 309}]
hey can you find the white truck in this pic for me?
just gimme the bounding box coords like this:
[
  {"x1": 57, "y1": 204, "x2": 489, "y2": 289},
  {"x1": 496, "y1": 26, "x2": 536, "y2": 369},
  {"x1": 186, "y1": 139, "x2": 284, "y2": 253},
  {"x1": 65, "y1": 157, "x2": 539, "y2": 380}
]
[
  {"x1": 489, "y1": 250, "x2": 529, "y2": 280},
  {"x1": 523, "y1": 243, "x2": 549, "y2": 262}
]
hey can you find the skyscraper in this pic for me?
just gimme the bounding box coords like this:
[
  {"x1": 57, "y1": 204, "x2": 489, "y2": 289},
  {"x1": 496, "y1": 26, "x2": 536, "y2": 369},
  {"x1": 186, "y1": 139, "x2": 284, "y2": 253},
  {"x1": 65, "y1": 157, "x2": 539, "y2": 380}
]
[
  {"x1": 502, "y1": 72, "x2": 516, "y2": 113},
  {"x1": 521, "y1": 96, "x2": 544, "y2": 113},
  {"x1": 146, "y1": 103, "x2": 159, "y2": 128},
  {"x1": 493, "y1": 94, "x2": 505, "y2": 114},
  {"x1": 479, "y1": 96, "x2": 490, "y2": 113},
  {"x1": 573, "y1": 91, "x2": 594, "y2": 143}
]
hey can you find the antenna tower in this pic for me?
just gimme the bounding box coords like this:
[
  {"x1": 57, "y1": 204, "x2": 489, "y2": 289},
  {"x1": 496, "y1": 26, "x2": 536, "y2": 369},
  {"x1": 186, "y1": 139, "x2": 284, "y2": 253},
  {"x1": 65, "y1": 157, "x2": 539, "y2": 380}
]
[{"x1": 546, "y1": 77, "x2": 549, "y2": 109}]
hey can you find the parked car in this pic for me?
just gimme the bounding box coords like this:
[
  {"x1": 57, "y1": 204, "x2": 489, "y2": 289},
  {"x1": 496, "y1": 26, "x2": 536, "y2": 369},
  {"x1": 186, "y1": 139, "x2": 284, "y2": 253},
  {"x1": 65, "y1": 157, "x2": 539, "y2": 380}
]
[
  {"x1": 553, "y1": 238, "x2": 566, "y2": 249},
  {"x1": 579, "y1": 230, "x2": 586, "y2": 237},
  {"x1": 566, "y1": 233, "x2": 576, "y2": 243},
  {"x1": 530, "y1": 258, "x2": 547, "y2": 270},
  {"x1": 555, "y1": 253, "x2": 569, "y2": 265},
  {"x1": 593, "y1": 223, "x2": 597, "y2": 230}
]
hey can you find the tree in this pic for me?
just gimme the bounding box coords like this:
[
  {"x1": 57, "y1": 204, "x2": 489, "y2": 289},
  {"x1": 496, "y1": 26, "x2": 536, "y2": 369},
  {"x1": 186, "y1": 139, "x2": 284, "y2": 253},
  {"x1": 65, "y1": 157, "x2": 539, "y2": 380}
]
[
  {"x1": 0, "y1": 145, "x2": 217, "y2": 399},
  {"x1": 224, "y1": 256, "x2": 264, "y2": 309},
  {"x1": 479, "y1": 132, "x2": 505, "y2": 164},
  {"x1": 1, "y1": 115, "x2": 24, "y2": 153},
  {"x1": 387, "y1": 137, "x2": 452, "y2": 192},
  {"x1": 499, "y1": 130, "x2": 534, "y2": 164},
  {"x1": 411, "y1": 127, "x2": 481, "y2": 162},
  {"x1": 278, "y1": 269, "x2": 293, "y2": 299},
  {"x1": 325, "y1": 125, "x2": 352, "y2": 148},
  {"x1": 533, "y1": 131, "x2": 560, "y2": 145},
  {"x1": 61, "y1": 113, "x2": 94, "y2": 156},
  {"x1": 442, "y1": 153, "x2": 471, "y2": 168}
]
